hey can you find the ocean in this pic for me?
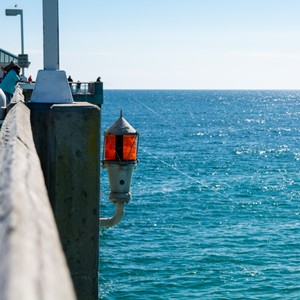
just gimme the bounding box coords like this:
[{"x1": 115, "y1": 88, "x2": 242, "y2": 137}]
[{"x1": 99, "y1": 90, "x2": 300, "y2": 299}]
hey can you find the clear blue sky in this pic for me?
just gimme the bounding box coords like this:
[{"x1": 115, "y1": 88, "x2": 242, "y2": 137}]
[{"x1": 1, "y1": 0, "x2": 300, "y2": 89}]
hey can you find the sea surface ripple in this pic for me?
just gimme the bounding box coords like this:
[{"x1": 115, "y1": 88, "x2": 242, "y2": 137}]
[{"x1": 99, "y1": 90, "x2": 300, "y2": 299}]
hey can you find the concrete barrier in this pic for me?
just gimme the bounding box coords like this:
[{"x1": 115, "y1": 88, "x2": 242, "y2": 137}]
[
  {"x1": 0, "y1": 101, "x2": 76, "y2": 299},
  {"x1": 27, "y1": 101, "x2": 100, "y2": 300}
]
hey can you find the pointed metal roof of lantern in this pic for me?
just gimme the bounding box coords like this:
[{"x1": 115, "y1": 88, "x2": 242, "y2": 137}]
[{"x1": 105, "y1": 110, "x2": 137, "y2": 135}]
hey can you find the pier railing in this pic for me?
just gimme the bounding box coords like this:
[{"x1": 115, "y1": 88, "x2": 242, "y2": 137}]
[
  {"x1": 20, "y1": 81, "x2": 104, "y2": 106},
  {"x1": 69, "y1": 81, "x2": 95, "y2": 94},
  {"x1": 0, "y1": 99, "x2": 76, "y2": 299},
  {"x1": 0, "y1": 85, "x2": 101, "y2": 300}
]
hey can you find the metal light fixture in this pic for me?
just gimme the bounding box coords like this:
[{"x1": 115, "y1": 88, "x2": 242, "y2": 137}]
[
  {"x1": 5, "y1": 9, "x2": 26, "y2": 76},
  {"x1": 100, "y1": 111, "x2": 139, "y2": 227}
]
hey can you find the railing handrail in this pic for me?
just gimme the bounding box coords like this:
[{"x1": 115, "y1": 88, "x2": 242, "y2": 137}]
[
  {"x1": 0, "y1": 99, "x2": 76, "y2": 300},
  {"x1": 19, "y1": 81, "x2": 104, "y2": 106},
  {"x1": 69, "y1": 81, "x2": 97, "y2": 95}
]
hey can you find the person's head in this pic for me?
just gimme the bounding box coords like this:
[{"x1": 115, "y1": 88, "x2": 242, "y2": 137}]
[
  {"x1": 12, "y1": 66, "x2": 20, "y2": 76},
  {"x1": 4, "y1": 61, "x2": 20, "y2": 73}
]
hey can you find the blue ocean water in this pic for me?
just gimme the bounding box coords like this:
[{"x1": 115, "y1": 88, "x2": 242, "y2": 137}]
[{"x1": 99, "y1": 90, "x2": 300, "y2": 299}]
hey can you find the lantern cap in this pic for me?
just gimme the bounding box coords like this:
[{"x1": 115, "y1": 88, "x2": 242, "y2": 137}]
[{"x1": 105, "y1": 110, "x2": 137, "y2": 135}]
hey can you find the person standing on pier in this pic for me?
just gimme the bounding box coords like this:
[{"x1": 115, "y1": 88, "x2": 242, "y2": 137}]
[{"x1": 0, "y1": 63, "x2": 20, "y2": 105}]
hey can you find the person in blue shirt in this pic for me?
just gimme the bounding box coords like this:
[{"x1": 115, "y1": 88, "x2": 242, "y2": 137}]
[{"x1": 0, "y1": 63, "x2": 20, "y2": 105}]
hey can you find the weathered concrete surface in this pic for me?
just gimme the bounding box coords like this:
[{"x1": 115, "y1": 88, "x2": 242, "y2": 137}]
[
  {"x1": 0, "y1": 101, "x2": 76, "y2": 300},
  {"x1": 28, "y1": 102, "x2": 100, "y2": 300},
  {"x1": 50, "y1": 103, "x2": 100, "y2": 300},
  {"x1": 26, "y1": 103, "x2": 53, "y2": 186}
]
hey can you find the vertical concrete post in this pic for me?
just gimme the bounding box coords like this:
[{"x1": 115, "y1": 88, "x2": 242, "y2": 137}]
[
  {"x1": 43, "y1": 0, "x2": 59, "y2": 70},
  {"x1": 28, "y1": 102, "x2": 100, "y2": 300},
  {"x1": 31, "y1": 0, "x2": 73, "y2": 104}
]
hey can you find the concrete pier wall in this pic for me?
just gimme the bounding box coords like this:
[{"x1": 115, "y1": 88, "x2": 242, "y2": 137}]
[
  {"x1": 0, "y1": 101, "x2": 76, "y2": 300},
  {"x1": 27, "y1": 101, "x2": 100, "y2": 300},
  {"x1": 0, "y1": 84, "x2": 101, "y2": 300}
]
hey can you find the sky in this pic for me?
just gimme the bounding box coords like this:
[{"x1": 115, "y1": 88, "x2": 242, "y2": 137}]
[{"x1": 1, "y1": 0, "x2": 300, "y2": 89}]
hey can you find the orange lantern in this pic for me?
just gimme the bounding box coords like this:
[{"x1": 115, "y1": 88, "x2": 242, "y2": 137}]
[
  {"x1": 103, "y1": 111, "x2": 139, "y2": 162},
  {"x1": 102, "y1": 111, "x2": 139, "y2": 203}
]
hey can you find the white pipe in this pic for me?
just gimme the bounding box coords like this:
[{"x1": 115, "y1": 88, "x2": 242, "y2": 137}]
[{"x1": 100, "y1": 201, "x2": 125, "y2": 227}]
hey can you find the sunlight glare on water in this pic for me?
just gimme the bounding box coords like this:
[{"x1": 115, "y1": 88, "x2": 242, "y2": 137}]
[{"x1": 99, "y1": 90, "x2": 300, "y2": 299}]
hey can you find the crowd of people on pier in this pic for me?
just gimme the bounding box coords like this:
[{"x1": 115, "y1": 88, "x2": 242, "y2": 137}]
[{"x1": 0, "y1": 60, "x2": 102, "y2": 106}]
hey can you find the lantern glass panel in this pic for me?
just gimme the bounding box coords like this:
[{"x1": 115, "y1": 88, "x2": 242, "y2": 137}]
[
  {"x1": 123, "y1": 135, "x2": 137, "y2": 160},
  {"x1": 104, "y1": 135, "x2": 116, "y2": 160}
]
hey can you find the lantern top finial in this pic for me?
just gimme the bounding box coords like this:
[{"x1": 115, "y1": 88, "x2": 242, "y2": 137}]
[{"x1": 105, "y1": 111, "x2": 137, "y2": 135}]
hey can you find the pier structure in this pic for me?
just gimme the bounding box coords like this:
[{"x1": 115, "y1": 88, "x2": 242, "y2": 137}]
[
  {"x1": 26, "y1": 94, "x2": 100, "y2": 300},
  {"x1": 0, "y1": 1, "x2": 101, "y2": 299},
  {"x1": 0, "y1": 92, "x2": 77, "y2": 300},
  {"x1": 0, "y1": 48, "x2": 18, "y2": 78}
]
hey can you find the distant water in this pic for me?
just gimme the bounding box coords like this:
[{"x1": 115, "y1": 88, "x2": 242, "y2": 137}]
[{"x1": 99, "y1": 90, "x2": 300, "y2": 299}]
